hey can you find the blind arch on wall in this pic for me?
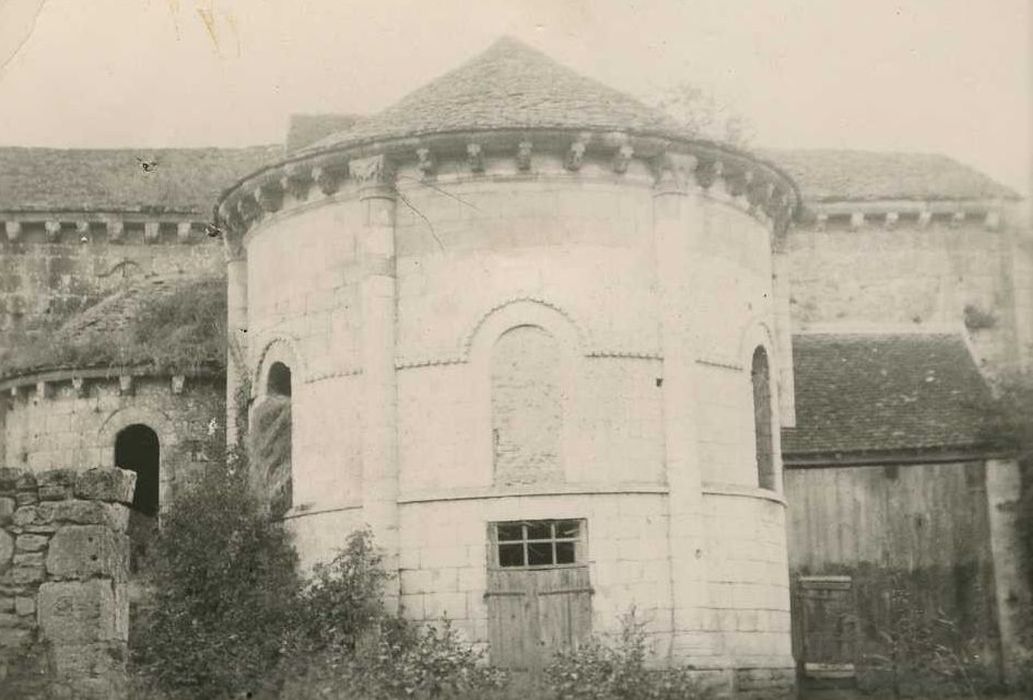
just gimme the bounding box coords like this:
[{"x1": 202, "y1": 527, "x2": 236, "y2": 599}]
[
  {"x1": 751, "y1": 346, "x2": 775, "y2": 490},
  {"x1": 491, "y1": 325, "x2": 563, "y2": 487}
]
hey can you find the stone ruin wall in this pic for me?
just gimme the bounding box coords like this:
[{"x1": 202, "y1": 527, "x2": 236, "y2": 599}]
[{"x1": 0, "y1": 467, "x2": 135, "y2": 700}]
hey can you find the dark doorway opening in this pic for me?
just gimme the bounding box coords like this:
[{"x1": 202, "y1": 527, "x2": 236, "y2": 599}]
[{"x1": 115, "y1": 424, "x2": 160, "y2": 571}]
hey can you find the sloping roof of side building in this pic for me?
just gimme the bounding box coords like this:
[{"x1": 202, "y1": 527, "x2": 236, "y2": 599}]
[{"x1": 782, "y1": 331, "x2": 1002, "y2": 464}]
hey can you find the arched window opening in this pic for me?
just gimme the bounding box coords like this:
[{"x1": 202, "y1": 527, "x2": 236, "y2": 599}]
[
  {"x1": 114, "y1": 424, "x2": 160, "y2": 572},
  {"x1": 491, "y1": 326, "x2": 563, "y2": 486},
  {"x1": 252, "y1": 362, "x2": 293, "y2": 517},
  {"x1": 751, "y1": 346, "x2": 775, "y2": 490},
  {"x1": 267, "y1": 361, "x2": 292, "y2": 397}
]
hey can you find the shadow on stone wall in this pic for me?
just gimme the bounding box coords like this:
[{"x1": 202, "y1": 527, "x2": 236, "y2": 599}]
[{"x1": 0, "y1": 467, "x2": 136, "y2": 699}]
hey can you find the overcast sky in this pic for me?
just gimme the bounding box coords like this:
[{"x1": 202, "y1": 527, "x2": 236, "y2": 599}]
[{"x1": 0, "y1": 0, "x2": 1030, "y2": 196}]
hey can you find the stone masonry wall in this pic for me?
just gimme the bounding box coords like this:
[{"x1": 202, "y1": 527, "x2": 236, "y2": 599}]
[
  {"x1": 3, "y1": 376, "x2": 224, "y2": 505},
  {"x1": 0, "y1": 467, "x2": 135, "y2": 700},
  {"x1": 787, "y1": 220, "x2": 1022, "y2": 372}
]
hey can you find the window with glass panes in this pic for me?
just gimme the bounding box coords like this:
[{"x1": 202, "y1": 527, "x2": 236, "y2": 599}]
[{"x1": 492, "y1": 519, "x2": 583, "y2": 568}]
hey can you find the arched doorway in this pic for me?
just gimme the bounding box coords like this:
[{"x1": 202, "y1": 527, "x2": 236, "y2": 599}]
[{"x1": 115, "y1": 424, "x2": 160, "y2": 571}]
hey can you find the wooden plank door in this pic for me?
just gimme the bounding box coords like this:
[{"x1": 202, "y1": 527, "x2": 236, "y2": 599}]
[
  {"x1": 486, "y1": 566, "x2": 593, "y2": 670},
  {"x1": 486, "y1": 568, "x2": 536, "y2": 670},
  {"x1": 531, "y1": 566, "x2": 593, "y2": 662},
  {"x1": 796, "y1": 575, "x2": 858, "y2": 681}
]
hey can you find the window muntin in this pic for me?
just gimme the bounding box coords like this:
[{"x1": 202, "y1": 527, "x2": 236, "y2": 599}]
[{"x1": 491, "y1": 519, "x2": 583, "y2": 568}]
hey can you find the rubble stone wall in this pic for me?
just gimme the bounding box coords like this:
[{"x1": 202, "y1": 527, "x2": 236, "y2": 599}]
[{"x1": 0, "y1": 467, "x2": 135, "y2": 700}]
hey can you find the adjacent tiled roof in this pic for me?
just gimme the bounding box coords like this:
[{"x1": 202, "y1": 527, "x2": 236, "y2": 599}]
[
  {"x1": 0, "y1": 145, "x2": 281, "y2": 214},
  {"x1": 305, "y1": 36, "x2": 688, "y2": 152},
  {"x1": 0, "y1": 274, "x2": 226, "y2": 379},
  {"x1": 286, "y1": 114, "x2": 361, "y2": 153},
  {"x1": 758, "y1": 148, "x2": 1019, "y2": 203},
  {"x1": 782, "y1": 332, "x2": 997, "y2": 458}
]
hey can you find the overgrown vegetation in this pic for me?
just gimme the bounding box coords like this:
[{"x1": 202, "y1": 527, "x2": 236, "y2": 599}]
[
  {"x1": 130, "y1": 460, "x2": 299, "y2": 699},
  {"x1": 963, "y1": 303, "x2": 998, "y2": 332},
  {"x1": 0, "y1": 274, "x2": 226, "y2": 379},
  {"x1": 863, "y1": 582, "x2": 996, "y2": 698},
  {"x1": 131, "y1": 459, "x2": 719, "y2": 699},
  {"x1": 129, "y1": 456, "x2": 507, "y2": 700},
  {"x1": 545, "y1": 610, "x2": 715, "y2": 700}
]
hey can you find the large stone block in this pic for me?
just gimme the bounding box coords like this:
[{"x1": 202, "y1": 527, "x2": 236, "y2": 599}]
[
  {"x1": 15, "y1": 533, "x2": 49, "y2": 552},
  {"x1": 0, "y1": 468, "x2": 21, "y2": 494},
  {"x1": 0, "y1": 496, "x2": 16, "y2": 525},
  {"x1": 45, "y1": 526, "x2": 128, "y2": 582},
  {"x1": 37, "y1": 579, "x2": 127, "y2": 643},
  {"x1": 0, "y1": 530, "x2": 13, "y2": 568},
  {"x1": 74, "y1": 469, "x2": 136, "y2": 504},
  {"x1": 37, "y1": 468, "x2": 79, "y2": 501},
  {"x1": 11, "y1": 565, "x2": 45, "y2": 584},
  {"x1": 37, "y1": 500, "x2": 129, "y2": 531}
]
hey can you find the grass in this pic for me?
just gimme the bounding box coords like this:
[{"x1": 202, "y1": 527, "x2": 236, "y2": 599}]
[{"x1": 0, "y1": 274, "x2": 226, "y2": 379}]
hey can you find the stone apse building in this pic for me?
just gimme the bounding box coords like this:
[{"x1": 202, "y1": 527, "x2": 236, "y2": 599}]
[{"x1": 1, "y1": 38, "x2": 1030, "y2": 695}]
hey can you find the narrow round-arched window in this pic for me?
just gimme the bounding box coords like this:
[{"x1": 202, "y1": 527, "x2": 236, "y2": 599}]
[
  {"x1": 252, "y1": 361, "x2": 293, "y2": 517},
  {"x1": 267, "y1": 361, "x2": 292, "y2": 397},
  {"x1": 491, "y1": 325, "x2": 563, "y2": 486},
  {"x1": 751, "y1": 347, "x2": 775, "y2": 490},
  {"x1": 114, "y1": 424, "x2": 160, "y2": 571}
]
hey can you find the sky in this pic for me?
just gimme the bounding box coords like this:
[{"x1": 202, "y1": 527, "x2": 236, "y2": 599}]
[{"x1": 0, "y1": 0, "x2": 1030, "y2": 196}]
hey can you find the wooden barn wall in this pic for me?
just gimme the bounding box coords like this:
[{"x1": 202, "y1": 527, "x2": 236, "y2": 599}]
[{"x1": 784, "y1": 460, "x2": 1001, "y2": 687}]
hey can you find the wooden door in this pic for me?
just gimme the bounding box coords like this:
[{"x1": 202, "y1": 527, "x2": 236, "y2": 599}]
[
  {"x1": 795, "y1": 575, "x2": 859, "y2": 682},
  {"x1": 486, "y1": 520, "x2": 592, "y2": 670}
]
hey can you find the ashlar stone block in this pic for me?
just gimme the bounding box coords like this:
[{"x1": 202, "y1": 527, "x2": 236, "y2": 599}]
[
  {"x1": 0, "y1": 530, "x2": 13, "y2": 567},
  {"x1": 0, "y1": 497, "x2": 16, "y2": 525},
  {"x1": 74, "y1": 469, "x2": 136, "y2": 504},
  {"x1": 37, "y1": 579, "x2": 127, "y2": 643},
  {"x1": 37, "y1": 469, "x2": 78, "y2": 501},
  {"x1": 46, "y1": 526, "x2": 128, "y2": 582},
  {"x1": 37, "y1": 500, "x2": 129, "y2": 531}
]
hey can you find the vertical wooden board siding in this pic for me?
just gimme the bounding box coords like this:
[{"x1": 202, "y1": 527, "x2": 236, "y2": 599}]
[
  {"x1": 785, "y1": 461, "x2": 1002, "y2": 683},
  {"x1": 785, "y1": 461, "x2": 991, "y2": 571}
]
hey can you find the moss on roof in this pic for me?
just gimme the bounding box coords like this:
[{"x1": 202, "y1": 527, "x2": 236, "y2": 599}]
[{"x1": 0, "y1": 274, "x2": 226, "y2": 380}]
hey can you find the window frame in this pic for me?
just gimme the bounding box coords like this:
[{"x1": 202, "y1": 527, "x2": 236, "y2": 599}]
[{"x1": 488, "y1": 519, "x2": 587, "y2": 570}]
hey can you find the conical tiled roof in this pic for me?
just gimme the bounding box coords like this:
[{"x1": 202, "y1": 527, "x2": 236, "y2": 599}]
[{"x1": 308, "y1": 36, "x2": 686, "y2": 151}]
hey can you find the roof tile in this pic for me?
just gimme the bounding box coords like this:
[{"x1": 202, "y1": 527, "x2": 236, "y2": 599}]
[{"x1": 782, "y1": 332, "x2": 997, "y2": 458}]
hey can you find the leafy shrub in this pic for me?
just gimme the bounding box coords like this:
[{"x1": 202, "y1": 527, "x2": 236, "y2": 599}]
[
  {"x1": 284, "y1": 618, "x2": 509, "y2": 700},
  {"x1": 545, "y1": 609, "x2": 714, "y2": 700},
  {"x1": 280, "y1": 529, "x2": 508, "y2": 699},
  {"x1": 130, "y1": 460, "x2": 300, "y2": 700},
  {"x1": 963, "y1": 303, "x2": 998, "y2": 331},
  {"x1": 288, "y1": 528, "x2": 390, "y2": 654},
  {"x1": 863, "y1": 583, "x2": 997, "y2": 698}
]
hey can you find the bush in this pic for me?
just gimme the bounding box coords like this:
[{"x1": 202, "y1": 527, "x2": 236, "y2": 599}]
[
  {"x1": 284, "y1": 617, "x2": 509, "y2": 700},
  {"x1": 545, "y1": 609, "x2": 714, "y2": 700},
  {"x1": 280, "y1": 529, "x2": 508, "y2": 699},
  {"x1": 863, "y1": 582, "x2": 997, "y2": 698},
  {"x1": 130, "y1": 460, "x2": 301, "y2": 700}
]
